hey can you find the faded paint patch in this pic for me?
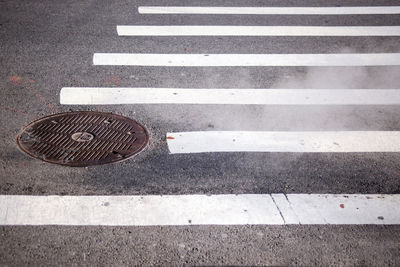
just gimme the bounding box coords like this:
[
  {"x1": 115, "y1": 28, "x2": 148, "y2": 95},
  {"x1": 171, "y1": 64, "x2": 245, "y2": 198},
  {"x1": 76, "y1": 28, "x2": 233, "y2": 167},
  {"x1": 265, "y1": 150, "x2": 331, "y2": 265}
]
[
  {"x1": 9, "y1": 75, "x2": 58, "y2": 113},
  {"x1": 9, "y1": 75, "x2": 21, "y2": 84}
]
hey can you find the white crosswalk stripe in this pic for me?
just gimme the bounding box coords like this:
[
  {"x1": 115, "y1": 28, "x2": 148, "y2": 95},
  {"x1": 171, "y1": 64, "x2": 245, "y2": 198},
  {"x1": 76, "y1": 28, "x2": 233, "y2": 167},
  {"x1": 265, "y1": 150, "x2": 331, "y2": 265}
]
[
  {"x1": 60, "y1": 88, "x2": 400, "y2": 105},
  {"x1": 166, "y1": 131, "x2": 400, "y2": 154},
  {"x1": 138, "y1": 6, "x2": 400, "y2": 15},
  {"x1": 1, "y1": 194, "x2": 399, "y2": 225},
  {"x1": 93, "y1": 53, "x2": 400, "y2": 66},
  {"x1": 117, "y1": 25, "x2": 400, "y2": 36}
]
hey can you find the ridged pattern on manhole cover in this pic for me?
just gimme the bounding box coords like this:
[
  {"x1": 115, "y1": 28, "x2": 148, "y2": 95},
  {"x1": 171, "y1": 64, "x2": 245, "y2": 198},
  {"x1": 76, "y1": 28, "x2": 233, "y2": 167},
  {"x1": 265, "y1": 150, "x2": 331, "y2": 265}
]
[{"x1": 17, "y1": 111, "x2": 149, "y2": 167}]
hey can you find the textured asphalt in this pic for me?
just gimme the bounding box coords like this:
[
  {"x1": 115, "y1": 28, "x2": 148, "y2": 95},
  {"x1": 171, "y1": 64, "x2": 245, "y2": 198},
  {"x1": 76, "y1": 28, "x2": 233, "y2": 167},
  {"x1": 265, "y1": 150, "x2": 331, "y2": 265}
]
[{"x1": 1, "y1": 0, "x2": 400, "y2": 265}]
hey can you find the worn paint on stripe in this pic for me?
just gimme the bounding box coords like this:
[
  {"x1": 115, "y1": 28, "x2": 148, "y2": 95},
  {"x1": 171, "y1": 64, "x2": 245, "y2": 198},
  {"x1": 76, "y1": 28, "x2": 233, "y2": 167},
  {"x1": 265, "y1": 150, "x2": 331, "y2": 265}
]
[
  {"x1": 60, "y1": 88, "x2": 400, "y2": 105},
  {"x1": 166, "y1": 131, "x2": 400, "y2": 153},
  {"x1": 0, "y1": 194, "x2": 398, "y2": 225},
  {"x1": 117, "y1": 26, "x2": 400, "y2": 36},
  {"x1": 93, "y1": 53, "x2": 400, "y2": 66},
  {"x1": 138, "y1": 6, "x2": 400, "y2": 15}
]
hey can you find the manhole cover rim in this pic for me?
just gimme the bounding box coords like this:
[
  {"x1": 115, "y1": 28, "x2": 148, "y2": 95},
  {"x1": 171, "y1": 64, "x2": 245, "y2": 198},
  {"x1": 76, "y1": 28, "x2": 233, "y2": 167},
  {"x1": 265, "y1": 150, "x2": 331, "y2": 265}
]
[{"x1": 16, "y1": 111, "x2": 149, "y2": 167}]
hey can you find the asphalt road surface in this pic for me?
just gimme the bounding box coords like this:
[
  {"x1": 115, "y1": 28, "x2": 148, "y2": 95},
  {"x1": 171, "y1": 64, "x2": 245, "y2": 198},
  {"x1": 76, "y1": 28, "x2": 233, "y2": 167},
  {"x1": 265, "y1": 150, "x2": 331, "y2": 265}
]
[{"x1": 1, "y1": 0, "x2": 400, "y2": 265}]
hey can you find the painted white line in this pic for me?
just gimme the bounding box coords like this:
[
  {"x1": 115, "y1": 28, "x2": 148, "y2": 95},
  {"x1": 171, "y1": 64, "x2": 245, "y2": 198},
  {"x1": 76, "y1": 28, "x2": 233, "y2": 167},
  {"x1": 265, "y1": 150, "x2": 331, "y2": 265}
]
[
  {"x1": 93, "y1": 53, "x2": 400, "y2": 66},
  {"x1": 282, "y1": 194, "x2": 400, "y2": 224},
  {"x1": 0, "y1": 194, "x2": 398, "y2": 225},
  {"x1": 0, "y1": 195, "x2": 282, "y2": 225},
  {"x1": 117, "y1": 26, "x2": 400, "y2": 36},
  {"x1": 166, "y1": 131, "x2": 400, "y2": 154},
  {"x1": 60, "y1": 88, "x2": 400, "y2": 105},
  {"x1": 138, "y1": 6, "x2": 400, "y2": 15}
]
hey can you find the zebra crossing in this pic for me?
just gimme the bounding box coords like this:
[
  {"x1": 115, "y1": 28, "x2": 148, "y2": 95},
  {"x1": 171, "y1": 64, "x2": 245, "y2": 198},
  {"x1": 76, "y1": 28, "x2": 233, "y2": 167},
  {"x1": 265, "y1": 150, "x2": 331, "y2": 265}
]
[
  {"x1": 4, "y1": 2, "x2": 400, "y2": 227},
  {"x1": 61, "y1": 3, "x2": 400, "y2": 155},
  {"x1": 4, "y1": 0, "x2": 400, "y2": 265}
]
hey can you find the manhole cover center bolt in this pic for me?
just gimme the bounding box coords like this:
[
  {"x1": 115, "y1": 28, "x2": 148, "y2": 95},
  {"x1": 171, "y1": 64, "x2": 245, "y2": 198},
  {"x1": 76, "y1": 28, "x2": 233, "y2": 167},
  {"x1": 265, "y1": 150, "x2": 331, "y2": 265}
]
[{"x1": 71, "y1": 132, "x2": 94, "y2": 142}]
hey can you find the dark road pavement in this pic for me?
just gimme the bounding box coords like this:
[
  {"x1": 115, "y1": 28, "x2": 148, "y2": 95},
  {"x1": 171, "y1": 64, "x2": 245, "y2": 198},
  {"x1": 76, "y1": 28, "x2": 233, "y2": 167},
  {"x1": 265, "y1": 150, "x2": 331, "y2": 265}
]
[{"x1": 1, "y1": 0, "x2": 400, "y2": 265}]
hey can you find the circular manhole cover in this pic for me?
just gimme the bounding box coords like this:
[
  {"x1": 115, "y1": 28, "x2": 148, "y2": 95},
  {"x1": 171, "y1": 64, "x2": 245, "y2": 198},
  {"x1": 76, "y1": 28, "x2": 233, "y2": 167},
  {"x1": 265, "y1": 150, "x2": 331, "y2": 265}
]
[{"x1": 17, "y1": 111, "x2": 149, "y2": 167}]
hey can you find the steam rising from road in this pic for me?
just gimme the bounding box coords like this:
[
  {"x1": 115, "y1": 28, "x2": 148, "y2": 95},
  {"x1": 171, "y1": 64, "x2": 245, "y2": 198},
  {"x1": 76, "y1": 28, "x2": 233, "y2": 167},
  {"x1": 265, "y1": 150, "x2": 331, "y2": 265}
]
[{"x1": 135, "y1": 65, "x2": 400, "y2": 134}]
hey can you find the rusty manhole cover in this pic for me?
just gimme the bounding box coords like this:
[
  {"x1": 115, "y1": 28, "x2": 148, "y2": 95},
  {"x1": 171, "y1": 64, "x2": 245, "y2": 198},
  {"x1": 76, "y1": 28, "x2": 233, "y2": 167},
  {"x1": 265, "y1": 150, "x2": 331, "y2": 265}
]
[{"x1": 17, "y1": 111, "x2": 149, "y2": 167}]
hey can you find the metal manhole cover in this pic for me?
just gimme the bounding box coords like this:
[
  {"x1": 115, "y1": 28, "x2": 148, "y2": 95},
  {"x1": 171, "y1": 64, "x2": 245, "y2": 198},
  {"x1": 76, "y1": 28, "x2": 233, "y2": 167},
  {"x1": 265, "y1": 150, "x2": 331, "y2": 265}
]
[{"x1": 16, "y1": 111, "x2": 149, "y2": 167}]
